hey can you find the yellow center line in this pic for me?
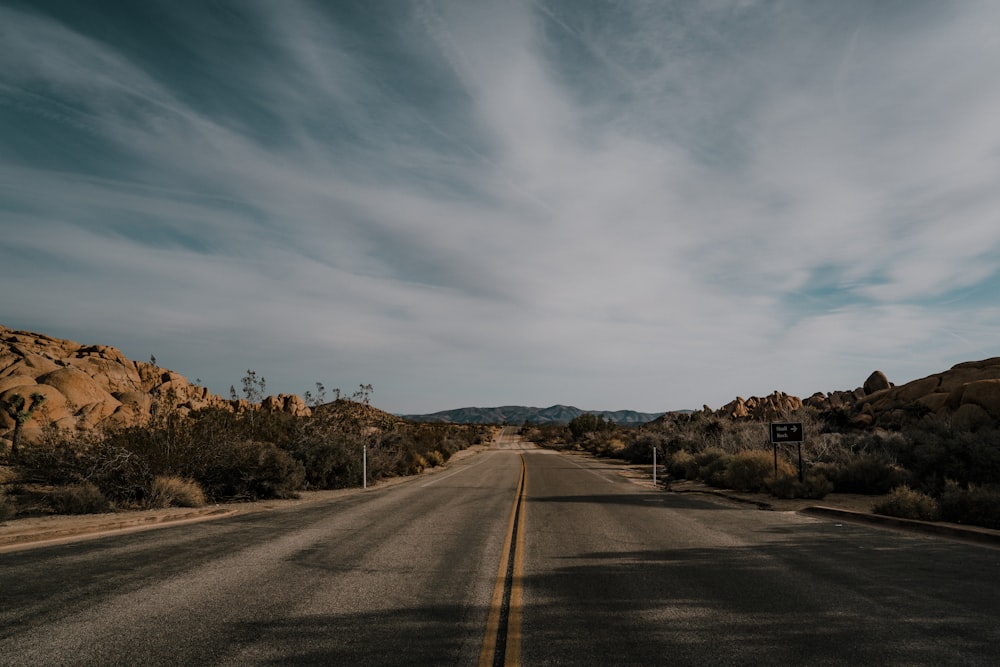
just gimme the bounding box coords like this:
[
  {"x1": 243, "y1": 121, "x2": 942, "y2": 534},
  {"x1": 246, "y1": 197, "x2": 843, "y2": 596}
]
[{"x1": 479, "y1": 453, "x2": 526, "y2": 667}]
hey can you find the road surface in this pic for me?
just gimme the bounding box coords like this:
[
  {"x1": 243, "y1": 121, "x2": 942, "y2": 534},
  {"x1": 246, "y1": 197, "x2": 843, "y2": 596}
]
[{"x1": 2, "y1": 429, "x2": 999, "y2": 665}]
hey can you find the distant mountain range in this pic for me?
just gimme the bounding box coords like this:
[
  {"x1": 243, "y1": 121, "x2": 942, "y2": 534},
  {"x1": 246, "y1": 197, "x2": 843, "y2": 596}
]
[{"x1": 399, "y1": 405, "x2": 665, "y2": 425}]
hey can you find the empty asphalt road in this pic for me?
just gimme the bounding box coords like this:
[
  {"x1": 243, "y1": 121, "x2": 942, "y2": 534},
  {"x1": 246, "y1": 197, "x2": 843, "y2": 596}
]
[{"x1": 2, "y1": 430, "x2": 999, "y2": 665}]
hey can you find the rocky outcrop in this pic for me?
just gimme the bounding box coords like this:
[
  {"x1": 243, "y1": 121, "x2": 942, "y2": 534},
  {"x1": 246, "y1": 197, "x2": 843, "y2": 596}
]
[
  {"x1": 849, "y1": 358, "x2": 1000, "y2": 429},
  {"x1": 0, "y1": 325, "x2": 310, "y2": 447},
  {"x1": 262, "y1": 393, "x2": 311, "y2": 418},
  {"x1": 717, "y1": 391, "x2": 803, "y2": 421},
  {"x1": 702, "y1": 359, "x2": 1000, "y2": 431},
  {"x1": 801, "y1": 359, "x2": 1000, "y2": 430}
]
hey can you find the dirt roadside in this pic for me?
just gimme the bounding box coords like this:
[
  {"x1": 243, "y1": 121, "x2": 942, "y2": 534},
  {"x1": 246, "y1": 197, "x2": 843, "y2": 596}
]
[
  {"x1": 0, "y1": 445, "x2": 490, "y2": 553},
  {"x1": 3, "y1": 447, "x2": 999, "y2": 552}
]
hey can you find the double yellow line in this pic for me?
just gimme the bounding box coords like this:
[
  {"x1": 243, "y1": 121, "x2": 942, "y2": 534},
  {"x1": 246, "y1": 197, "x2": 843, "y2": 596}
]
[{"x1": 479, "y1": 453, "x2": 526, "y2": 667}]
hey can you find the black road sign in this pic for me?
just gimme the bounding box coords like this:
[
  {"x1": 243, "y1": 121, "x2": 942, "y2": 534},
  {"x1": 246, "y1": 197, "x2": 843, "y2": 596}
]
[{"x1": 770, "y1": 422, "x2": 803, "y2": 443}]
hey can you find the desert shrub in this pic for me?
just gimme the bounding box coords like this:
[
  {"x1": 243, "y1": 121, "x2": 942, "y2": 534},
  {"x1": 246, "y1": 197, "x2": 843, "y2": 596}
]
[
  {"x1": 247, "y1": 444, "x2": 305, "y2": 499},
  {"x1": 900, "y1": 423, "x2": 1000, "y2": 491},
  {"x1": 590, "y1": 435, "x2": 627, "y2": 458},
  {"x1": 147, "y1": 475, "x2": 206, "y2": 508},
  {"x1": 289, "y1": 436, "x2": 358, "y2": 489},
  {"x1": 568, "y1": 413, "x2": 616, "y2": 440},
  {"x1": 832, "y1": 455, "x2": 909, "y2": 494},
  {"x1": 669, "y1": 450, "x2": 699, "y2": 480},
  {"x1": 425, "y1": 450, "x2": 445, "y2": 468},
  {"x1": 81, "y1": 441, "x2": 152, "y2": 505},
  {"x1": 524, "y1": 423, "x2": 572, "y2": 448},
  {"x1": 939, "y1": 482, "x2": 1000, "y2": 530},
  {"x1": 696, "y1": 448, "x2": 732, "y2": 487},
  {"x1": 49, "y1": 482, "x2": 109, "y2": 515},
  {"x1": 199, "y1": 441, "x2": 305, "y2": 501},
  {"x1": 0, "y1": 492, "x2": 15, "y2": 521},
  {"x1": 872, "y1": 485, "x2": 940, "y2": 521},
  {"x1": 725, "y1": 450, "x2": 791, "y2": 492},
  {"x1": 621, "y1": 432, "x2": 671, "y2": 464},
  {"x1": 767, "y1": 471, "x2": 834, "y2": 500}
]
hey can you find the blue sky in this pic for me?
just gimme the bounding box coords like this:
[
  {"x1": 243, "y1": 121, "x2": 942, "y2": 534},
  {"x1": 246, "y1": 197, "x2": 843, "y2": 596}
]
[{"x1": 2, "y1": 0, "x2": 999, "y2": 414}]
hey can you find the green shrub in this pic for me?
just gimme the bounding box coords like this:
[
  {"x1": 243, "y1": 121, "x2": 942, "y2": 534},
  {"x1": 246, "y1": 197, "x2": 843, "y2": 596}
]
[
  {"x1": 49, "y1": 482, "x2": 110, "y2": 515},
  {"x1": 147, "y1": 476, "x2": 206, "y2": 508},
  {"x1": 939, "y1": 482, "x2": 1000, "y2": 529},
  {"x1": 872, "y1": 485, "x2": 940, "y2": 521},
  {"x1": 725, "y1": 450, "x2": 791, "y2": 492}
]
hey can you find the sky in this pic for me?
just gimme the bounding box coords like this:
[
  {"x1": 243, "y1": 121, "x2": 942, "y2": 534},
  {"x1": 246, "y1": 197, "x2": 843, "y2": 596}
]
[{"x1": 2, "y1": 0, "x2": 999, "y2": 415}]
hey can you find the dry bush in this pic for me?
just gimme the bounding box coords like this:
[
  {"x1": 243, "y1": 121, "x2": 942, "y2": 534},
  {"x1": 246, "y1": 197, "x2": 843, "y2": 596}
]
[
  {"x1": 147, "y1": 475, "x2": 206, "y2": 508},
  {"x1": 695, "y1": 447, "x2": 731, "y2": 487},
  {"x1": 767, "y1": 471, "x2": 834, "y2": 499},
  {"x1": 669, "y1": 450, "x2": 699, "y2": 480},
  {"x1": 49, "y1": 482, "x2": 109, "y2": 515},
  {"x1": 725, "y1": 450, "x2": 793, "y2": 492},
  {"x1": 872, "y1": 485, "x2": 940, "y2": 521},
  {"x1": 0, "y1": 492, "x2": 15, "y2": 521},
  {"x1": 939, "y1": 482, "x2": 1000, "y2": 529},
  {"x1": 825, "y1": 455, "x2": 910, "y2": 494}
]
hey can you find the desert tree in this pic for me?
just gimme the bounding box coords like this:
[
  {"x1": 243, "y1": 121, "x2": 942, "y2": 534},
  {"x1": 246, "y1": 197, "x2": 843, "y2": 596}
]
[
  {"x1": 241, "y1": 369, "x2": 266, "y2": 404},
  {"x1": 352, "y1": 383, "x2": 374, "y2": 405},
  {"x1": 303, "y1": 382, "x2": 327, "y2": 408},
  {"x1": 1, "y1": 392, "x2": 47, "y2": 461}
]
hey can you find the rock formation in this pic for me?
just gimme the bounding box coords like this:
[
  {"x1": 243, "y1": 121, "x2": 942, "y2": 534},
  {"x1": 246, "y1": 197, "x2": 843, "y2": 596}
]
[
  {"x1": 717, "y1": 391, "x2": 804, "y2": 421},
  {"x1": 718, "y1": 359, "x2": 1000, "y2": 431},
  {"x1": 0, "y1": 325, "x2": 310, "y2": 447}
]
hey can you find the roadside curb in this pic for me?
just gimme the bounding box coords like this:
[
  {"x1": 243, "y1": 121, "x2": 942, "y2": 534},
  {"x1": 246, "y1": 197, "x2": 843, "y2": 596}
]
[
  {"x1": 669, "y1": 483, "x2": 1000, "y2": 547},
  {"x1": 800, "y1": 506, "x2": 1000, "y2": 547}
]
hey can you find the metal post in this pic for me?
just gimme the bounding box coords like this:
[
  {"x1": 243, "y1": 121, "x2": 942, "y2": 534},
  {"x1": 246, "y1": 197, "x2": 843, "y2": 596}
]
[
  {"x1": 363, "y1": 444, "x2": 367, "y2": 489},
  {"x1": 773, "y1": 444, "x2": 778, "y2": 476},
  {"x1": 797, "y1": 443, "x2": 803, "y2": 483},
  {"x1": 653, "y1": 447, "x2": 657, "y2": 487}
]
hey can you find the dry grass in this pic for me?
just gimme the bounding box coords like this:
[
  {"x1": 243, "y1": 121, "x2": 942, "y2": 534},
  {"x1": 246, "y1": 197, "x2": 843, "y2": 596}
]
[
  {"x1": 49, "y1": 482, "x2": 110, "y2": 515},
  {"x1": 147, "y1": 475, "x2": 206, "y2": 508},
  {"x1": 872, "y1": 485, "x2": 940, "y2": 521}
]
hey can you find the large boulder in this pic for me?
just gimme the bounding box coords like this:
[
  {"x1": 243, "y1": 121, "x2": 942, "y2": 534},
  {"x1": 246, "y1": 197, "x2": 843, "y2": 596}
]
[
  {"x1": 863, "y1": 370, "x2": 892, "y2": 395},
  {"x1": 36, "y1": 367, "x2": 121, "y2": 412}
]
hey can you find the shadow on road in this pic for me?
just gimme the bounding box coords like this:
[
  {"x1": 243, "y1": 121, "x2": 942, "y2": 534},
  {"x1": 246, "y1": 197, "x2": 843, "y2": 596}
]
[
  {"x1": 530, "y1": 492, "x2": 732, "y2": 511},
  {"x1": 226, "y1": 604, "x2": 485, "y2": 666},
  {"x1": 521, "y1": 522, "x2": 1000, "y2": 665}
]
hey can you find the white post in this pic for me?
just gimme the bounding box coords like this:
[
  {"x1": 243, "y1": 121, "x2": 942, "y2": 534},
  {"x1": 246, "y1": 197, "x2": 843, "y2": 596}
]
[
  {"x1": 653, "y1": 447, "x2": 657, "y2": 487},
  {"x1": 363, "y1": 444, "x2": 367, "y2": 489}
]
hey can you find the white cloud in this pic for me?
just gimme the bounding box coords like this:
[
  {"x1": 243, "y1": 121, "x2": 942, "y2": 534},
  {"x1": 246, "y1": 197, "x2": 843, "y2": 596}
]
[{"x1": 2, "y1": 1, "x2": 1000, "y2": 413}]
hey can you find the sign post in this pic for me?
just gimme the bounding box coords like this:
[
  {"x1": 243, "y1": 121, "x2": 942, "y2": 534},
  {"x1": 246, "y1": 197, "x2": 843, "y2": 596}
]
[
  {"x1": 769, "y1": 422, "x2": 804, "y2": 481},
  {"x1": 652, "y1": 447, "x2": 657, "y2": 487}
]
